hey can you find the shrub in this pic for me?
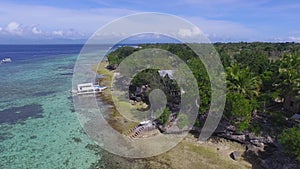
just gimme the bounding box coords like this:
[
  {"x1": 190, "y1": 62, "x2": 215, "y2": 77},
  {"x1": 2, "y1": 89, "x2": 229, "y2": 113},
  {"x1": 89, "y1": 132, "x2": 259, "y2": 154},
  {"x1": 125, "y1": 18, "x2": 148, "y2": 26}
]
[
  {"x1": 156, "y1": 108, "x2": 171, "y2": 125},
  {"x1": 279, "y1": 125, "x2": 300, "y2": 160}
]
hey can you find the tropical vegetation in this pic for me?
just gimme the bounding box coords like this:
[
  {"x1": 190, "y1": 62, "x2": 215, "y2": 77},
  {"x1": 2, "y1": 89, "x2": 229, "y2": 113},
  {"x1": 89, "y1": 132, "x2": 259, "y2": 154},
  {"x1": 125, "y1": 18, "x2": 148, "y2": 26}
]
[{"x1": 107, "y1": 42, "x2": 300, "y2": 160}]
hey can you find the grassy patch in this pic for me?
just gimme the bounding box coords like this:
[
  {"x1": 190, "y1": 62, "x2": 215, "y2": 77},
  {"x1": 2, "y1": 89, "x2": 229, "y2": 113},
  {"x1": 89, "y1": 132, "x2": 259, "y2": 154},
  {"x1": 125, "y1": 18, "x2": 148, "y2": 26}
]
[
  {"x1": 140, "y1": 135, "x2": 251, "y2": 169},
  {"x1": 96, "y1": 61, "x2": 139, "y2": 134}
]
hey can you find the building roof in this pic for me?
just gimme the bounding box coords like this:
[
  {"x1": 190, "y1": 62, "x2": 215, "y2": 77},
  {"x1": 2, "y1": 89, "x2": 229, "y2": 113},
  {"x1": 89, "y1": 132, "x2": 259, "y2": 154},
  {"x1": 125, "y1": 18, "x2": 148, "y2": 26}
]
[
  {"x1": 291, "y1": 114, "x2": 300, "y2": 120},
  {"x1": 158, "y1": 70, "x2": 174, "y2": 79}
]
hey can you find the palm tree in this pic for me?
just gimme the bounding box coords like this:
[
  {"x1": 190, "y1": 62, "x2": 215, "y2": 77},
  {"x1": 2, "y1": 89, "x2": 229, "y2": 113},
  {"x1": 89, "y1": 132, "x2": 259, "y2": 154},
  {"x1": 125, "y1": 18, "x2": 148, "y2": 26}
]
[
  {"x1": 278, "y1": 53, "x2": 300, "y2": 98},
  {"x1": 226, "y1": 64, "x2": 262, "y2": 99},
  {"x1": 225, "y1": 64, "x2": 262, "y2": 131}
]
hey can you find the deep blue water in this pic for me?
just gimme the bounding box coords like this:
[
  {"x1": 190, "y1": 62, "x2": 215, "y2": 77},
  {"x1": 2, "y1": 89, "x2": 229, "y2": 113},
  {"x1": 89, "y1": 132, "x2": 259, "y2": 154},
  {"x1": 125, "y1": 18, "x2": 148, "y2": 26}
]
[
  {"x1": 0, "y1": 45, "x2": 83, "y2": 103},
  {"x1": 0, "y1": 45, "x2": 83, "y2": 60},
  {"x1": 0, "y1": 45, "x2": 104, "y2": 168}
]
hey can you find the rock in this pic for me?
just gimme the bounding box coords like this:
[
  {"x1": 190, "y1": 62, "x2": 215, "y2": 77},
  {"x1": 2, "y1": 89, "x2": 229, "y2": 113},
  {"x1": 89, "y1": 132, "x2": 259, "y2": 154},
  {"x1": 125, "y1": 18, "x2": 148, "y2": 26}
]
[
  {"x1": 247, "y1": 133, "x2": 257, "y2": 140},
  {"x1": 197, "y1": 140, "x2": 205, "y2": 144},
  {"x1": 245, "y1": 142, "x2": 300, "y2": 169},
  {"x1": 106, "y1": 64, "x2": 118, "y2": 70},
  {"x1": 266, "y1": 136, "x2": 274, "y2": 144},
  {"x1": 230, "y1": 151, "x2": 242, "y2": 161},
  {"x1": 250, "y1": 139, "x2": 264, "y2": 148},
  {"x1": 246, "y1": 144, "x2": 264, "y2": 155},
  {"x1": 217, "y1": 134, "x2": 246, "y2": 144},
  {"x1": 260, "y1": 152, "x2": 300, "y2": 169},
  {"x1": 135, "y1": 97, "x2": 142, "y2": 102},
  {"x1": 214, "y1": 126, "x2": 226, "y2": 134},
  {"x1": 231, "y1": 134, "x2": 246, "y2": 142},
  {"x1": 226, "y1": 125, "x2": 236, "y2": 132},
  {"x1": 129, "y1": 100, "x2": 136, "y2": 105}
]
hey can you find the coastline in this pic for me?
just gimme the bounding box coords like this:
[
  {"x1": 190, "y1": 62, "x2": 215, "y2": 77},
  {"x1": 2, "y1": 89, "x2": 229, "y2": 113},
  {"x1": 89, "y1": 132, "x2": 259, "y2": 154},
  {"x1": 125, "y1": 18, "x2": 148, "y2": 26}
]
[
  {"x1": 95, "y1": 61, "x2": 139, "y2": 134},
  {"x1": 91, "y1": 61, "x2": 252, "y2": 169}
]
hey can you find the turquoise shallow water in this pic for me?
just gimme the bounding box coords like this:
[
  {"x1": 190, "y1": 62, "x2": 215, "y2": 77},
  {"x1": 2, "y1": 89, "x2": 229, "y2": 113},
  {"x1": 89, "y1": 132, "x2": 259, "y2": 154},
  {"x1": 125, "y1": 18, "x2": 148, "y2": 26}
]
[{"x1": 0, "y1": 45, "x2": 102, "y2": 168}]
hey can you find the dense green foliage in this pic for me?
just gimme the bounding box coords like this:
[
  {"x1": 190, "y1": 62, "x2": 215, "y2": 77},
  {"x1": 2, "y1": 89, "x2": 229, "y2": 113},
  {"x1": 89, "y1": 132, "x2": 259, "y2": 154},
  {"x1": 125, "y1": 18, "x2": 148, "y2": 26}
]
[
  {"x1": 108, "y1": 44, "x2": 211, "y2": 115},
  {"x1": 129, "y1": 69, "x2": 180, "y2": 112},
  {"x1": 225, "y1": 93, "x2": 255, "y2": 131},
  {"x1": 107, "y1": 42, "x2": 300, "y2": 159},
  {"x1": 107, "y1": 46, "x2": 138, "y2": 65},
  {"x1": 130, "y1": 69, "x2": 162, "y2": 88},
  {"x1": 224, "y1": 64, "x2": 261, "y2": 130},
  {"x1": 277, "y1": 53, "x2": 300, "y2": 97},
  {"x1": 279, "y1": 125, "x2": 300, "y2": 160},
  {"x1": 156, "y1": 107, "x2": 172, "y2": 125}
]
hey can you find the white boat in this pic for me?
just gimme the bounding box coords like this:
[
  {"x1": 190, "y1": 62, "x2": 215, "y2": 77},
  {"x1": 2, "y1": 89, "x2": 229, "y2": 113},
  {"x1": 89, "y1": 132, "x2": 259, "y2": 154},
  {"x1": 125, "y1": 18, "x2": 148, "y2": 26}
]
[
  {"x1": 0, "y1": 58, "x2": 12, "y2": 64},
  {"x1": 73, "y1": 83, "x2": 107, "y2": 95}
]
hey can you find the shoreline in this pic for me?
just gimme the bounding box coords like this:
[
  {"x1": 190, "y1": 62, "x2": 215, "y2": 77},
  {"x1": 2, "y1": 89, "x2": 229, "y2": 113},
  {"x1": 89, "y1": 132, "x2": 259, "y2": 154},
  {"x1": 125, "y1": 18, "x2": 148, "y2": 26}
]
[
  {"x1": 95, "y1": 61, "x2": 140, "y2": 134},
  {"x1": 91, "y1": 61, "x2": 252, "y2": 169}
]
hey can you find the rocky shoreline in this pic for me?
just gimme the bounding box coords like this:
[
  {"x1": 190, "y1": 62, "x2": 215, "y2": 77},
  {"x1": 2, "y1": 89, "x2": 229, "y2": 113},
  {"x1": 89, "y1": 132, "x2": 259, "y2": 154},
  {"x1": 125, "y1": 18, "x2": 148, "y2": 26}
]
[
  {"x1": 94, "y1": 61, "x2": 299, "y2": 169},
  {"x1": 211, "y1": 114, "x2": 300, "y2": 169}
]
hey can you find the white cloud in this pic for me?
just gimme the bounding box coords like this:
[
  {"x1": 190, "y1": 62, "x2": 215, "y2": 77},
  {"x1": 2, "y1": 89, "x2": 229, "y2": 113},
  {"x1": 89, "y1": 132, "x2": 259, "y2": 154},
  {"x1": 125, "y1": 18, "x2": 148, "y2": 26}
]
[
  {"x1": 186, "y1": 17, "x2": 258, "y2": 41},
  {"x1": 5, "y1": 22, "x2": 24, "y2": 35},
  {"x1": 288, "y1": 36, "x2": 300, "y2": 42},
  {"x1": 0, "y1": 3, "x2": 137, "y2": 42},
  {"x1": 0, "y1": 15, "x2": 257, "y2": 42},
  {"x1": 82, "y1": 13, "x2": 255, "y2": 43},
  {"x1": 0, "y1": 2, "x2": 263, "y2": 42},
  {"x1": 31, "y1": 26, "x2": 42, "y2": 34},
  {"x1": 0, "y1": 3, "x2": 136, "y2": 34},
  {"x1": 267, "y1": 36, "x2": 300, "y2": 43},
  {"x1": 0, "y1": 20, "x2": 86, "y2": 40},
  {"x1": 0, "y1": 2, "x2": 295, "y2": 43},
  {"x1": 52, "y1": 29, "x2": 86, "y2": 38},
  {"x1": 178, "y1": 26, "x2": 201, "y2": 37},
  {"x1": 52, "y1": 30, "x2": 64, "y2": 36}
]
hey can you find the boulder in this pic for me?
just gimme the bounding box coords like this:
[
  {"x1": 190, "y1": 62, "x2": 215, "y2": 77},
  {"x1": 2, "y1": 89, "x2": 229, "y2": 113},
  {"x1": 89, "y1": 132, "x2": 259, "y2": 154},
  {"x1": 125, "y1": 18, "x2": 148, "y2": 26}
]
[
  {"x1": 106, "y1": 64, "x2": 118, "y2": 70},
  {"x1": 260, "y1": 151, "x2": 300, "y2": 169},
  {"x1": 250, "y1": 139, "x2": 264, "y2": 148},
  {"x1": 135, "y1": 97, "x2": 142, "y2": 102},
  {"x1": 246, "y1": 144, "x2": 264, "y2": 155},
  {"x1": 230, "y1": 151, "x2": 242, "y2": 161},
  {"x1": 230, "y1": 134, "x2": 246, "y2": 142}
]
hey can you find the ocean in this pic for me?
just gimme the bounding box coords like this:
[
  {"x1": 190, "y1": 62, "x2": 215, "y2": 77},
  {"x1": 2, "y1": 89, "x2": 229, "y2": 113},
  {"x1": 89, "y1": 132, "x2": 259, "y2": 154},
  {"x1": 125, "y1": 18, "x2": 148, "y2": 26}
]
[{"x1": 0, "y1": 45, "x2": 105, "y2": 168}]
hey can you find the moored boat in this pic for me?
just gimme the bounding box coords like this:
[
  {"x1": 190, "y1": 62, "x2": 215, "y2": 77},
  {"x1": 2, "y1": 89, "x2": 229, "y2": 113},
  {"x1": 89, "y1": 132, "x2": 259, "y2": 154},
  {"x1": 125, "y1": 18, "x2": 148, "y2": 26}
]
[
  {"x1": 0, "y1": 57, "x2": 12, "y2": 64},
  {"x1": 73, "y1": 83, "x2": 107, "y2": 95}
]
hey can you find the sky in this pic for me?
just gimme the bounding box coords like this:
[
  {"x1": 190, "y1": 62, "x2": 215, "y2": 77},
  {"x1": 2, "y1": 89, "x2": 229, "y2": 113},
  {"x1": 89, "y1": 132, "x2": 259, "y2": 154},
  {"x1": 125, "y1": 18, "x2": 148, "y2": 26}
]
[{"x1": 0, "y1": 0, "x2": 300, "y2": 43}]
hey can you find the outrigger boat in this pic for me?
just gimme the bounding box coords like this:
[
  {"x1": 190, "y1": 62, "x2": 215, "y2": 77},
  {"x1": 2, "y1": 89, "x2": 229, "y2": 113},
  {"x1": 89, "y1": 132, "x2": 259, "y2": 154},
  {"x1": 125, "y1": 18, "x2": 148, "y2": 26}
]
[
  {"x1": 73, "y1": 83, "x2": 107, "y2": 95},
  {"x1": 0, "y1": 58, "x2": 12, "y2": 64}
]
